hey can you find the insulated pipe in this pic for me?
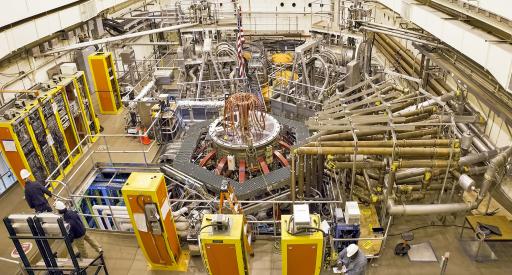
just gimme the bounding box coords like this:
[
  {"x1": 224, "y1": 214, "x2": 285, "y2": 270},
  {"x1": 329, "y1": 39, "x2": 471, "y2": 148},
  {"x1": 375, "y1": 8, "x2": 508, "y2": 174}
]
[
  {"x1": 331, "y1": 160, "x2": 457, "y2": 169},
  {"x1": 188, "y1": 65, "x2": 198, "y2": 83},
  {"x1": 477, "y1": 146, "x2": 512, "y2": 202},
  {"x1": 456, "y1": 123, "x2": 489, "y2": 152},
  {"x1": 395, "y1": 128, "x2": 438, "y2": 139},
  {"x1": 305, "y1": 139, "x2": 455, "y2": 148},
  {"x1": 296, "y1": 147, "x2": 459, "y2": 158},
  {"x1": 386, "y1": 199, "x2": 475, "y2": 216},
  {"x1": 458, "y1": 148, "x2": 503, "y2": 166},
  {"x1": 394, "y1": 106, "x2": 437, "y2": 118},
  {"x1": 396, "y1": 168, "x2": 427, "y2": 180},
  {"x1": 298, "y1": 155, "x2": 305, "y2": 199}
]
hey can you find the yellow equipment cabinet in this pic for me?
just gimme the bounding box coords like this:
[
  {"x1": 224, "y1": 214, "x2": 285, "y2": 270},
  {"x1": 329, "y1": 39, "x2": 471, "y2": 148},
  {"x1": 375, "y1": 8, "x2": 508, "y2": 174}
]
[
  {"x1": 122, "y1": 172, "x2": 190, "y2": 271},
  {"x1": 0, "y1": 99, "x2": 48, "y2": 186},
  {"x1": 24, "y1": 100, "x2": 59, "y2": 179},
  {"x1": 88, "y1": 52, "x2": 123, "y2": 114},
  {"x1": 59, "y1": 72, "x2": 101, "y2": 143},
  {"x1": 199, "y1": 214, "x2": 250, "y2": 275},
  {"x1": 281, "y1": 215, "x2": 323, "y2": 275}
]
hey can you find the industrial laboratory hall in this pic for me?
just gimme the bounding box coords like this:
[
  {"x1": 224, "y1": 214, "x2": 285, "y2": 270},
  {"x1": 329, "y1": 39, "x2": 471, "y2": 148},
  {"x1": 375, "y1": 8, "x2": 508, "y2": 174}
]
[{"x1": 0, "y1": 0, "x2": 512, "y2": 274}]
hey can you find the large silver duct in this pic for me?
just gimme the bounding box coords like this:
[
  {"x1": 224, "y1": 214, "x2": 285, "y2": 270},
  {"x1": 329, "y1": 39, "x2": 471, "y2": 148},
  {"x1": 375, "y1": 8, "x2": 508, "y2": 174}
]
[{"x1": 387, "y1": 199, "x2": 475, "y2": 216}]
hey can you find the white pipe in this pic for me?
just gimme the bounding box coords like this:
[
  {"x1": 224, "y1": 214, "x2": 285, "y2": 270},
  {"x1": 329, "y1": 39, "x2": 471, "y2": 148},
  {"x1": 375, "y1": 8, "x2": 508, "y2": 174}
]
[
  {"x1": 134, "y1": 80, "x2": 156, "y2": 101},
  {"x1": 92, "y1": 205, "x2": 128, "y2": 230},
  {"x1": 387, "y1": 199, "x2": 475, "y2": 216}
]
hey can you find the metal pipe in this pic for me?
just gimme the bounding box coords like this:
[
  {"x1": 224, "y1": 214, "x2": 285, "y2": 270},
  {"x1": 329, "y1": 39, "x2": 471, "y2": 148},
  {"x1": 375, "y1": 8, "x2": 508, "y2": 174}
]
[
  {"x1": 477, "y1": 146, "x2": 512, "y2": 203},
  {"x1": 296, "y1": 146, "x2": 459, "y2": 158},
  {"x1": 305, "y1": 139, "x2": 455, "y2": 148},
  {"x1": 387, "y1": 199, "x2": 475, "y2": 216},
  {"x1": 298, "y1": 154, "x2": 304, "y2": 199}
]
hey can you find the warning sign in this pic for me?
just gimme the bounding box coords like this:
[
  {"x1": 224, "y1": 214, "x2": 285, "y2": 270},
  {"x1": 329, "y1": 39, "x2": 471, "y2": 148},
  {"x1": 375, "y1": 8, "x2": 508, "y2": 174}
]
[{"x1": 11, "y1": 242, "x2": 32, "y2": 258}]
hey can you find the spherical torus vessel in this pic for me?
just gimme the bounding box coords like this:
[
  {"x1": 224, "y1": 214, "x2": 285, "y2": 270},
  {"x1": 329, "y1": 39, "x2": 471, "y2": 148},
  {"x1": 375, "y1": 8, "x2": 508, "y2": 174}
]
[{"x1": 208, "y1": 92, "x2": 281, "y2": 169}]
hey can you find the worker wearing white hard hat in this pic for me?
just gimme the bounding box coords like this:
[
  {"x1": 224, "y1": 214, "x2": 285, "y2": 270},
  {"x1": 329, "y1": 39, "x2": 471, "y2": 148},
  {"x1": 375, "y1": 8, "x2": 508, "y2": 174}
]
[
  {"x1": 55, "y1": 200, "x2": 102, "y2": 259},
  {"x1": 337, "y1": 244, "x2": 367, "y2": 275},
  {"x1": 22, "y1": 169, "x2": 53, "y2": 213}
]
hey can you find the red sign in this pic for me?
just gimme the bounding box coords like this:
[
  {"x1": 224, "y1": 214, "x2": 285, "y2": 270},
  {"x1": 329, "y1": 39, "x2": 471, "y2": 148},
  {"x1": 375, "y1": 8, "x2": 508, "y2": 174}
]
[{"x1": 11, "y1": 242, "x2": 32, "y2": 258}]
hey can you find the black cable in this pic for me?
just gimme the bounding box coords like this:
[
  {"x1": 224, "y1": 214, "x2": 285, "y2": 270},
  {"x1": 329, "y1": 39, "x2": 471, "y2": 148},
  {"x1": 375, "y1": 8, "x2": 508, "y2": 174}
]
[
  {"x1": 289, "y1": 226, "x2": 327, "y2": 237},
  {"x1": 388, "y1": 224, "x2": 472, "y2": 237},
  {"x1": 198, "y1": 224, "x2": 216, "y2": 233}
]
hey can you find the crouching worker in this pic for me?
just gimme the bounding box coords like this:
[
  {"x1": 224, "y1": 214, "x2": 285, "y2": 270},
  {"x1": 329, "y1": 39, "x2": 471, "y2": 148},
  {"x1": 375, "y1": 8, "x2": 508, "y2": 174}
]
[
  {"x1": 55, "y1": 201, "x2": 103, "y2": 259},
  {"x1": 338, "y1": 244, "x2": 367, "y2": 275}
]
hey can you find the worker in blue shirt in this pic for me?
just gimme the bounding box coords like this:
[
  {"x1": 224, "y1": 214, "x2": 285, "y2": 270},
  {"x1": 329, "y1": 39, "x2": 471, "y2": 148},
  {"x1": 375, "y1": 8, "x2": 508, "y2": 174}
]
[
  {"x1": 21, "y1": 169, "x2": 53, "y2": 213},
  {"x1": 338, "y1": 244, "x2": 367, "y2": 275},
  {"x1": 55, "y1": 201, "x2": 103, "y2": 259}
]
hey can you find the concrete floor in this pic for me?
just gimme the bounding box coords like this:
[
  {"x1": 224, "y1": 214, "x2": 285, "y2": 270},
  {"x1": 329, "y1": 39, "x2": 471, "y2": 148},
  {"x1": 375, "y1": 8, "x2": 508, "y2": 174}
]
[{"x1": 88, "y1": 214, "x2": 512, "y2": 275}]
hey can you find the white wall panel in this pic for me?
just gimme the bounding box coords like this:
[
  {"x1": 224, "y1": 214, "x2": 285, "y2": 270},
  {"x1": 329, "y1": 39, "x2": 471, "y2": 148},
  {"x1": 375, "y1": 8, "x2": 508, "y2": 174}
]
[
  {"x1": 0, "y1": 1, "x2": 28, "y2": 27},
  {"x1": 0, "y1": 0, "x2": 77, "y2": 28},
  {"x1": 377, "y1": 0, "x2": 512, "y2": 93},
  {"x1": 461, "y1": 0, "x2": 512, "y2": 21},
  {"x1": 5, "y1": 22, "x2": 39, "y2": 52},
  {"x1": 35, "y1": 13, "x2": 61, "y2": 38},
  {"x1": 486, "y1": 43, "x2": 512, "y2": 91},
  {"x1": 0, "y1": 0, "x2": 130, "y2": 59},
  {"x1": 58, "y1": 6, "x2": 82, "y2": 27}
]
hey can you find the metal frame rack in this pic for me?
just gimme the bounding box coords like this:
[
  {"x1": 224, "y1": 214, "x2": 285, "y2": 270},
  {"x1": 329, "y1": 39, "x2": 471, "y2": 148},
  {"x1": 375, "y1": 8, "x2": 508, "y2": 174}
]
[
  {"x1": 4, "y1": 214, "x2": 108, "y2": 275},
  {"x1": 88, "y1": 52, "x2": 123, "y2": 115},
  {"x1": 0, "y1": 85, "x2": 87, "y2": 188},
  {"x1": 0, "y1": 96, "x2": 48, "y2": 186},
  {"x1": 57, "y1": 71, "x2": 101, "y2": 144}
]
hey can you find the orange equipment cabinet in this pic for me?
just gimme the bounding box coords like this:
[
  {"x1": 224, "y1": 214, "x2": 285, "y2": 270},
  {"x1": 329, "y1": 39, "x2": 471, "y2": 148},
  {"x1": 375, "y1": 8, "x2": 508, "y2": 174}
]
[
  {"x1": 281, "y1": 214, "x2": 323, "y2": 275},
  {"x1": 122, "y1": 172, "x2": 190, "y2": 271},
  {"x1": 88, "y1": 52, "x2": 123, "y2": 114}
]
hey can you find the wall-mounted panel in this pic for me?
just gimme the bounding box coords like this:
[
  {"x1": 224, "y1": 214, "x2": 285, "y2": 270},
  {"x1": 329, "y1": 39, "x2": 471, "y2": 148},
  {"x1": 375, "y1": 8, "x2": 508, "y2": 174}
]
[{"x1": 35, "y1": 13, "x2": 61, "y2": 38}]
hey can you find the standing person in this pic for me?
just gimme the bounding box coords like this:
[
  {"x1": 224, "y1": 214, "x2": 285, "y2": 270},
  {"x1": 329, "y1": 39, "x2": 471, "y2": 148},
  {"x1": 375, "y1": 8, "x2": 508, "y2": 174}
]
[
  {"x1": 55, "y1": 201, "x2": 103, "y2": 259},
  {"x1": 337, "y1": 244, "x2": 367, "y2": 275},
  {"x1": 22, "y1": 169, "x2": 53, "y2": 213}
]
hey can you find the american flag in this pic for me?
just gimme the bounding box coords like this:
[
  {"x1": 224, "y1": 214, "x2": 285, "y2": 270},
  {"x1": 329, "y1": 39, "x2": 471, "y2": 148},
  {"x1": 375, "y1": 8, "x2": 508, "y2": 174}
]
[{"x1": 236, "y1": 5, "x2": 246, "y2": 78}]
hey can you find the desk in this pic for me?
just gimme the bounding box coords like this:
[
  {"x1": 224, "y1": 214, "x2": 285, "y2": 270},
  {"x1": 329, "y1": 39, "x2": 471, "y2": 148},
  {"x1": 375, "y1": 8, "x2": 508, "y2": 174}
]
[{"x1": 459, "y1": 215, "x2": 512, "y2": 261}]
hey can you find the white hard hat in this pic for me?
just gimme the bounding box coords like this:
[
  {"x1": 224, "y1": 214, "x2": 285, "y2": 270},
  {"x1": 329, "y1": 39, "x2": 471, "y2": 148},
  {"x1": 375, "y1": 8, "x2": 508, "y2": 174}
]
[
  {"x1": 347, "y1": 244, "x2": 359, "y2": 257},
  {"x1": 20, "y1": 169, "x2": 31, "y2": 180},
  {"x1": 55, "y1": 201, "x2": 66, "y2": 211}
]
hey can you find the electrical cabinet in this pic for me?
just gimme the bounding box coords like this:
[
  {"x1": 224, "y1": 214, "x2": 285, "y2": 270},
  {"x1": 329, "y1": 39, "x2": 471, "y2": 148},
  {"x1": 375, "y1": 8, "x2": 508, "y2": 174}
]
[
  {"x1": 0, "y1": 84, "x2": 88, "y2": 188},
  {"x1": 199, "y1": 214, "x2": 250, "y2": 275},
  {"x1": 281, "y1": 215, "x2": 323, "y2": 275},
  {"x1": 122, "y1": 172, "x2": 190, "y2": 271},
  {"x1": 58, "y1": 71, "x2": 101, "y2": 143},
  {"x1": 46, "y1": 87, "x2": 83, "y2": 165},
  {"x1": 88, "y1": 52, "x2": 123, "y2": 114},
  {"x1": 0, "y1": 98, "x2": 48, "y2": 186}
]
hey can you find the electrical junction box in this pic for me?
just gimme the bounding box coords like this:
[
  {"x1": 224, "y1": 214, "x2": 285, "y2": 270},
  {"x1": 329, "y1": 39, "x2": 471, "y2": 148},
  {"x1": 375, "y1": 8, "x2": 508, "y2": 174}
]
[
  {"x1": 200, "y1": 214, "x2": 250, "y2": 275},
  {"x1": 60, "y1": 63, "x2": 78, "y2": 75},
  {"x1": 293, "y1": 204, "x2": 311, "y2": 228},
  {"x1": 281, "y1": 215, "x2": 323, "y2": 275},
  {"x1": 335, "y1": 208, "x2": 344, "y2": 223},
  {"x1": 345, "y1": 201, "x2": 361, "y2": 225}
]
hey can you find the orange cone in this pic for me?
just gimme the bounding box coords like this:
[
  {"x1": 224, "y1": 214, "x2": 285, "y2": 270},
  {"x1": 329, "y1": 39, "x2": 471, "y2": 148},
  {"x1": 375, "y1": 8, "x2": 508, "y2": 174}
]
[{"x1": 140, "y1": 128, "x2": 151, "y2": 145}]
